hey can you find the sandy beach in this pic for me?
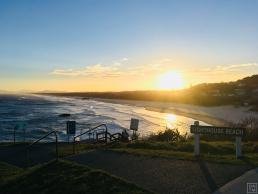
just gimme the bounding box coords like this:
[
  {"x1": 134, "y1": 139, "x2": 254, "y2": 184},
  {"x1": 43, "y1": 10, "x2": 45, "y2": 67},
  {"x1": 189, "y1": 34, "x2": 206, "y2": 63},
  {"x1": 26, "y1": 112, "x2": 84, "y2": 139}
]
[{"x1": 92, "y1": 98, "x2": 258, "y2": 126}]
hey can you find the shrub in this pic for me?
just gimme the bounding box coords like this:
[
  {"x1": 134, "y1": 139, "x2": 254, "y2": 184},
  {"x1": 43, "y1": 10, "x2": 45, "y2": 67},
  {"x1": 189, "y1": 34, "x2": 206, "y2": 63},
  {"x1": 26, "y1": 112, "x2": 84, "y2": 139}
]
[
  {"x1": 147, "y1": 128, "x2": 188, "y2": 142},
  {"x1": 239, "y1": 116, "x2": 258, "y2": 141}
]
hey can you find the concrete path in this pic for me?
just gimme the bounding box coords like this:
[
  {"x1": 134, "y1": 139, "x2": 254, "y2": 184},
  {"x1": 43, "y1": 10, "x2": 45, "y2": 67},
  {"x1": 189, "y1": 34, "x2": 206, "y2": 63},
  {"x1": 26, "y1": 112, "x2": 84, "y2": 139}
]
[
  {"x1": 214, "y1": 168, "x2": 258, "y2": 194},
  {"x1": 0, "y1": 143, "x2": 58, "y2": 167},
  {"x1": 68, "y1": 149, "x2": 251, "y2": 194},
  {"x1": 0, "y1": 144, "x2": 254, "y2": 194}
]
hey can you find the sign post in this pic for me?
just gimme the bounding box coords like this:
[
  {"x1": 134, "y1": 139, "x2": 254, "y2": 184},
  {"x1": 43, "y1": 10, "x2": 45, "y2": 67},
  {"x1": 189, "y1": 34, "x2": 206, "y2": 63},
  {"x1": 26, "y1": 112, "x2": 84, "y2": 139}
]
[
  {"x1": 194, "y1": 121, "x2": 200, "y2": 156},
  {"x1": 14, "y1": 122, "x2": 26, "y2": 143},
  {"x1": 235, "y1": 136, "x2": 242, "y2": 158},
  {"x1": 130, "y1": 118, "x2": 139, "y2": 140},
  {"x1": 190, "y1": 121, "x2": 245, "y2": 159},
  {"x1": 67, "y1": 121, "x2": 76, "y2": 143}
]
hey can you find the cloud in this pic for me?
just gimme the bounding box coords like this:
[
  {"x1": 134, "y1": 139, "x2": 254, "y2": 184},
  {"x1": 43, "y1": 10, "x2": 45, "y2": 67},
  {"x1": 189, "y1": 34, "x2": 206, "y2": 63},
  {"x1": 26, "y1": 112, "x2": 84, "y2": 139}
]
[
  {"x1": 215, "y1": 63, "x2": 258, "y2": 71},
  {"x1": 50, "y1": 58, "x2": 173, "y2": 78},
  {"x1": 184, "y1": 62, "x2": 258, "y2": 85},
  {"x1": 191, "y1": 63, "x2": 258, "y2": 74},
  {"x1": 51, "y1": 59, "x2": 258, "y2": 80},
  {"x1": 50, "y1": 58, "x2": 131, "y2": 78},
  {"x1": 51, "y1": 64, "x2": 122, "y2": 78},
  {"x1": 122, "y1": 57, "x2": 128, "y2": 61}
]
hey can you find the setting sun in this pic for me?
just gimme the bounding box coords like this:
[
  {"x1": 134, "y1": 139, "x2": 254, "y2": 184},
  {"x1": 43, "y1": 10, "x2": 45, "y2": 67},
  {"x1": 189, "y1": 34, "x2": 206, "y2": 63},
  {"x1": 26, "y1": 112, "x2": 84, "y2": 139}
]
[{"x1": 157, "y1": 71, "x2": 184, "y2": 90}]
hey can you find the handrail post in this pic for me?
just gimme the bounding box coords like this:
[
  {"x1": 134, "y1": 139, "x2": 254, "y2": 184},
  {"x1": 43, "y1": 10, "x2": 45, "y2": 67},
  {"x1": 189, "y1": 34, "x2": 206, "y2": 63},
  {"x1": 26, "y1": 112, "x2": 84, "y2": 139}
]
[
  {"x1": 26, "y1": 130, "x2": 58, "y2": 167},
  {"x1": 105, "y1": 125, "x2": 108, "y2": 144},
  {"x1": 23, "y1": 128, "x2": 26, "y2": 143},
  {"x1": 13, "y1": 127, "x2": 16, "y2": 145},
  {"x1": 105, "y1": 131, "x2": 107, "y2": 144},
  {"x1": 73, "y1": 137, "x2": 75, "y2": 154},
  {"x1": 55, "y1": 131, "x2": 58, "y2": 161},
  {"x1": 26, "y1": 148, "x2": 29, "y2": 168}
]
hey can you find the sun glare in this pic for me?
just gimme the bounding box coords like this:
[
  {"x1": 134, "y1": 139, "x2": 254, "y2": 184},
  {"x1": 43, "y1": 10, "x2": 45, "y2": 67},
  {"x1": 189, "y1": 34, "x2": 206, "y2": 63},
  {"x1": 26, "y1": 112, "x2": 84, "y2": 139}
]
[
  {"x1": 157, "y1": 71, "x2": 184, "y2": 90},
  {"x1": 165, "y1": 114, "x2": 177, "y2": 129}
]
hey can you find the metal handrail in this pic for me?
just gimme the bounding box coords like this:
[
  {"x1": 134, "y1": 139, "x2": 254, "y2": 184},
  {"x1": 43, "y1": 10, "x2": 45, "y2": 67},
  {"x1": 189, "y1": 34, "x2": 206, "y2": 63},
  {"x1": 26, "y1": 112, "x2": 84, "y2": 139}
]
[
  {"x1": 110, "y1": 132, "x2": 122, "y2": 140},
  {"x1": 96, "y1": 131, "x2": 111, "y2": 142},
  {"x1": 73, "y1": 124, "x2": 108, "y2": 154},
  {"x1": 26, "y1": 130, "x2": 58, "y2": 167}
]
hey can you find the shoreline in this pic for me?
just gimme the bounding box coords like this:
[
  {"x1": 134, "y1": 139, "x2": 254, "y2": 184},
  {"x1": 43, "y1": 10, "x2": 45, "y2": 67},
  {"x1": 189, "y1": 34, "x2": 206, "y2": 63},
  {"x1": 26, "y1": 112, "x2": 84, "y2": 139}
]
[
  {"x1": 90, "y1": 98, "x2": 258, "y2": 126},
  {"x1": 92, "y1": 98, "x2": 229, "y2": 126},
  {"x1": 36, "y1": 94, "x2": 258, "y2": 127},
  {"x1": 144, "y1": 106, "x2": 228, "y2": 126}
]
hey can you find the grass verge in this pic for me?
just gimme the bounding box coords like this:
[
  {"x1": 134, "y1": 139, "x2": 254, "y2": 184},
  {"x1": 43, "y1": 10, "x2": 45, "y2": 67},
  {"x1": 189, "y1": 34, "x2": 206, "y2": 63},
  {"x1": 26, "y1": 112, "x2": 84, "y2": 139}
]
[
  {"x1": 107, "y1": 140, "x2": 258, "y2": 166},
  {"x1": 0, "y1": 160, "x2": 151, "y2": 194},
  {"x1": 0, "y1": 162, "x2": 23, "y2": 182}
]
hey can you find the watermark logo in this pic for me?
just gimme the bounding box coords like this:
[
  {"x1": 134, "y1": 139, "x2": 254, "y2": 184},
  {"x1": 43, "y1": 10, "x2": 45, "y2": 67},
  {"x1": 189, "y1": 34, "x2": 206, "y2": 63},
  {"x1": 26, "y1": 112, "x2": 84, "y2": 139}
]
[{"x1": 247, "y1": 183, "x2": 258, "y2": 194}]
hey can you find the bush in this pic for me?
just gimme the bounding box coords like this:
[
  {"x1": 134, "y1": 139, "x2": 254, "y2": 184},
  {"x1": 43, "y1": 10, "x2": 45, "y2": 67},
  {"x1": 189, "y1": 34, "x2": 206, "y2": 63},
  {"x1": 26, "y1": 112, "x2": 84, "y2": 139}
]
[
  {"x1": 199, "y1": 116, "x2": 258, "y2": 141},
  {"x1": 239, "y1": 116, "x2": 258, "y2": 141},
  {"x1": 147, "y1": 128, "x2": 188, "y2": 142}
]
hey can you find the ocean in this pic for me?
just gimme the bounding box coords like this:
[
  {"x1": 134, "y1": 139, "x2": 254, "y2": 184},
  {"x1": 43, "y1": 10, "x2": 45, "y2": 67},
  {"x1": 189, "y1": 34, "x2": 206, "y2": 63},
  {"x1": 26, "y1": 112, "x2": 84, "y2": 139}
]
[{"x1": 0, "y1": 94, "x2": 208, "y2": 142}]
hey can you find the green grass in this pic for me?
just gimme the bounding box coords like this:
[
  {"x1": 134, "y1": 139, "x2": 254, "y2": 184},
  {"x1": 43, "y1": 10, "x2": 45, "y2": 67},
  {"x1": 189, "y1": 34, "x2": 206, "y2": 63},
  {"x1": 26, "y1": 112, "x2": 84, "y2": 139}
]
[
  {"x1": 0, "y1": 142, "x2": 29, "y2": 147},
  {"x1": 111, "y1": 148, "x2": 258, "y2": 165},
  {"x1": 107, "y1": 140, "x2": 258, "y2": 166},
  {"x1": 110, "y1": 140, "x2": 258, "y2": 154},
  {"x1": 0, "y1": 160, "x2": 151, "y2": 194},
  {"x1": 58, "y1": 143, "x2": 104, "y2": 157},
  {"x1": 56, "y1": 140, "x2": 258, "y2": 165},
  {"x1": 51, "y1": 139, "x2": 258, "y2": 166},
  {"x1": 0, "y1": 162, "x2": 23, "y2": 182}
]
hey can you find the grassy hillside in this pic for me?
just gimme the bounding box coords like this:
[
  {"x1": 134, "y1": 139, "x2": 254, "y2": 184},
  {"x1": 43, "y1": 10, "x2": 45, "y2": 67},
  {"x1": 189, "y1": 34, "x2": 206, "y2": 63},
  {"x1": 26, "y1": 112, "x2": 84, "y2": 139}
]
[{"x1": 0, "y1": 160, "x2": 151, "y2": 194}]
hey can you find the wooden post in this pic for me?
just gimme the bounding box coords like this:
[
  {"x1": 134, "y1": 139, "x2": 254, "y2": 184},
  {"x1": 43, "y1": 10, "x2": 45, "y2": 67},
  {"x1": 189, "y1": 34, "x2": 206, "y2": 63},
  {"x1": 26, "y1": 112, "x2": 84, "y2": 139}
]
[
  {"x1": 236, "y1": 136, "x2": 242, "y2": 159},
  {"x1": 194, "y1": 121, "x2": 200, "y2": 156}
]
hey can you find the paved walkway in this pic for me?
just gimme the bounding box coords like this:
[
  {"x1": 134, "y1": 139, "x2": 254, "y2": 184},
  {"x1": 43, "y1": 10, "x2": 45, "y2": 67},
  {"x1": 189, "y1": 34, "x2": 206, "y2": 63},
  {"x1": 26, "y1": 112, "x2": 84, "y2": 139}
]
[
  {"x1": 214, "y1": 168, "x2": 258, "y2": 194},
  {"x1": 68, "y1": 150, "x2": 251, "y2": 194},
  {"x1": 0, "y1": 143, "x2": 58, "y2": 167},
  {"x1": 0, "y1": 144, "x2": 255, "y2": 194}
]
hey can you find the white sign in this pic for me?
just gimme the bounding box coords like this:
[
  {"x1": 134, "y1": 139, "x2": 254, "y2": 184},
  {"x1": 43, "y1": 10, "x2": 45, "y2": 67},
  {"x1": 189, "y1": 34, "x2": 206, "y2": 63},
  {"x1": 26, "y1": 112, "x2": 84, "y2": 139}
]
[
  {"x1": 190, "y1": 125, "x2": 245, "y2": 136},
  {"x1": 130, "y1": 118, "x2": 139, "y2": 131},
  {"x1": 191, "y1": 121, "x2": 244, "y2": 159},
  {"x1": 67, "y1": 121, "x2": 76, "y2": 135}
]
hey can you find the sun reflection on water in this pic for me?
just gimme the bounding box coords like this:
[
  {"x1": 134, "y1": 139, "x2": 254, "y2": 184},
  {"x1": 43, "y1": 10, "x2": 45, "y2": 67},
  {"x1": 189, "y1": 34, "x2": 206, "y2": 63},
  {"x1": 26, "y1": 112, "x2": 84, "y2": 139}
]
[{"x1": 165, "y1": 114, "x2": 177, "y2": 129}]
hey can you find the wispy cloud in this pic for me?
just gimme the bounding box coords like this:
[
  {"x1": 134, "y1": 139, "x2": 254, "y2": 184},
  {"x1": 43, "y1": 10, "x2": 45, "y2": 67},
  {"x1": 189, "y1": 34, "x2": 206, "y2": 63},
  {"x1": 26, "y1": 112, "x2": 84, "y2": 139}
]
[
  {"x1": 215, "y1": 63, "x2": 258, "y2": 71},
  {"x1": 183, "y1": 62, "x2": 258, "y2": 84},
  {"x1": 191, "y1": 63, "x2": 258, "y2": 74},
  {"x1": 50, "y1": 59, "x2": 258, "y2": 83},
  {"x1": 50, "y1": 58, "x2": 173, "y2": 78},
  {"x1": 51, "y1": 64, "x2": 122, "y2": 78},
  {"x1": 50, "y1": 58, "x2": 129, "y2": 78}
]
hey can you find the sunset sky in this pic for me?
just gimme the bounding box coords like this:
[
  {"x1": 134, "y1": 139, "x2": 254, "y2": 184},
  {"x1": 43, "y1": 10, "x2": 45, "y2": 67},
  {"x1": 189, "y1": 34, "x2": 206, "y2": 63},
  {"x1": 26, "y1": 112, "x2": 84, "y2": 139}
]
[{"x1": 1, "y1": 0, "x2": 258, "y2": 92}]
